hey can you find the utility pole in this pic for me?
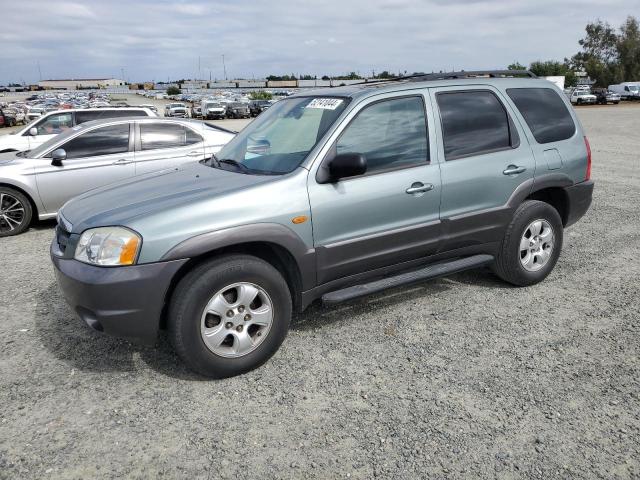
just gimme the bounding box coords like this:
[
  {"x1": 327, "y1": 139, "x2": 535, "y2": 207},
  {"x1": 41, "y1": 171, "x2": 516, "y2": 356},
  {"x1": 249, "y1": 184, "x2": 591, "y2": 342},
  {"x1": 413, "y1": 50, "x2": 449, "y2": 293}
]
[
  {"x1": 222, "y1": 54, "x2": 227, "y2": 80},
  {"x1": 198, "y1": 56, "x2": 201, "y2": 80},
  {"x1": 37, "y1": 61, "x2": 42, "y2": 81}
]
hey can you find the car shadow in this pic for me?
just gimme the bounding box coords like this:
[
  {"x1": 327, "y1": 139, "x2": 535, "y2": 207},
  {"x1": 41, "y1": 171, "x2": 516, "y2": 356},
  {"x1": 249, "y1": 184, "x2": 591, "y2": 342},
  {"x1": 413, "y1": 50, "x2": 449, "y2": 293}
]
[{"x1": 35, "y1": 267, "x2": 510, "y2": 379}]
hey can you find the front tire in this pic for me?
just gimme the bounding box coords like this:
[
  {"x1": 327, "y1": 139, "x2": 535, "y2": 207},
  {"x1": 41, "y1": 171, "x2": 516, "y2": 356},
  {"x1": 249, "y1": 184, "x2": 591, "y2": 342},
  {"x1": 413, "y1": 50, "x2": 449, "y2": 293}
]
[
  {"x1": 168, "y1": 254, "x2": 292, "y2": 378},
  {"x1": 0, "y1": 187, "x2": 32, "y2": 237},
  {"x1": 493, "y1": 200, "x2": 563, "y2": 286}
]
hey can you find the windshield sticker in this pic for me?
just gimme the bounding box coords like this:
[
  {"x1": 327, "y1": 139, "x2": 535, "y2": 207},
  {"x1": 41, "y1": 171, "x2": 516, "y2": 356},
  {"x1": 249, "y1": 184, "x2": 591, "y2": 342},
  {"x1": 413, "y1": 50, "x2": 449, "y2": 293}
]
[{"x1": 306, "y1": 98, "x2": 343, "y2": 110}]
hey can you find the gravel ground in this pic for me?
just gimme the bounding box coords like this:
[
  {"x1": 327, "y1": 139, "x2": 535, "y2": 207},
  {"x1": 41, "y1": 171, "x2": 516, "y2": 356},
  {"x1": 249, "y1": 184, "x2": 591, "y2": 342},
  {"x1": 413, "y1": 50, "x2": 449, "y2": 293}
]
[{"x1": 0, "y1": 105, "x2": 639, "y2": 480}]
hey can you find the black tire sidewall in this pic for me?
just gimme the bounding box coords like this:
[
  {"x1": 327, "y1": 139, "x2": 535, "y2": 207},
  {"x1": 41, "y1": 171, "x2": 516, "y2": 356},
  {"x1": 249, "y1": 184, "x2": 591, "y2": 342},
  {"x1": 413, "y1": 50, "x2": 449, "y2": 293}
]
[
  {"x1": 0, "y1": 187, "x2": 32, "y2": 237},
  {"x1": 505, "y1": 202, "x2": 563, "y2": 285},
  {"x1": 169, "y1": 255, "x2": 292, "y2": 378}
]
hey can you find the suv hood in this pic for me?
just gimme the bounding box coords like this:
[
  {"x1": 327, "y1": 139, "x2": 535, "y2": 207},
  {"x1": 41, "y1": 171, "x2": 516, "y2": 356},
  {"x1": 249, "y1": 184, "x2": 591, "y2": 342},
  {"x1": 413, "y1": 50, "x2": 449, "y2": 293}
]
[{"x1": 60, "y1": 163, "x2": 276, "y2": 233}]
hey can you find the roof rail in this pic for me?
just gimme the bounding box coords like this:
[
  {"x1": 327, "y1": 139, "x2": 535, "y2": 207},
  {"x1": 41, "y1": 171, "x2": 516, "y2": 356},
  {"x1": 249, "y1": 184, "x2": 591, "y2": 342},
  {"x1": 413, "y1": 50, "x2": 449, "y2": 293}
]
[{"x1": 357, "y1": 70, "x2": 538, "y2": 86}]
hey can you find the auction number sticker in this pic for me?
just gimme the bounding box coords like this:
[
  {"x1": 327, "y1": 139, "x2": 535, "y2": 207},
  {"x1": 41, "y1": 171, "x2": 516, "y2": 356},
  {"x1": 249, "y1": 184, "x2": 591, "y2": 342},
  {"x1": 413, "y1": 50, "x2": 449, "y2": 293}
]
[{"x1": 306, "y1": 98, "x2": 344, "y2": 110}]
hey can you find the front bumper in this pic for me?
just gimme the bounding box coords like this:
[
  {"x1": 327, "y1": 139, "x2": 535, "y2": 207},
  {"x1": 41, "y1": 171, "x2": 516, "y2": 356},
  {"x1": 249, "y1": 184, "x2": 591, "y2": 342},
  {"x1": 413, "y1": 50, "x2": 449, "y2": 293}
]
[
  {"x1": 564, "y1": 180, "x2": 594, "y2": 227},
  {"x1": 51, "y1": 241, "x2": 187, "y2": 344}
]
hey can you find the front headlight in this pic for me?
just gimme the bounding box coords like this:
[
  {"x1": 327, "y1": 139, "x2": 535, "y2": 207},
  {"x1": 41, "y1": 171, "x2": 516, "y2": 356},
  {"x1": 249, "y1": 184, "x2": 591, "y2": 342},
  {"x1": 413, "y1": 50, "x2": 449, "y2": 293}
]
[{"x1": 74, "y1": 227, "x2": 142, "y2": 266}]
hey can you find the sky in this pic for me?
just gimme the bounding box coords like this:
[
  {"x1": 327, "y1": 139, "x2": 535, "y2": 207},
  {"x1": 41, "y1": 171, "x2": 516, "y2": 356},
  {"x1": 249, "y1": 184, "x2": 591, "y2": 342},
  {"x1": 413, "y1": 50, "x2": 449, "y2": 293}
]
[{"x1": 0, "y1": 0, "x2": 638, "y2": 84}]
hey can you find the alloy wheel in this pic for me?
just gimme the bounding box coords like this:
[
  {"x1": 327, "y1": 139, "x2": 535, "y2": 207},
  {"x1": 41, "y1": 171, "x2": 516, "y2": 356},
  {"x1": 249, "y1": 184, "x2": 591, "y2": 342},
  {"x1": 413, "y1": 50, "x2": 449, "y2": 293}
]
[
  {"x1": 0, "y1": 193, "x2": 26, "y2": 234},
  {"x1": 519, "y1": 219, "x2": 554, "y2": 272}
]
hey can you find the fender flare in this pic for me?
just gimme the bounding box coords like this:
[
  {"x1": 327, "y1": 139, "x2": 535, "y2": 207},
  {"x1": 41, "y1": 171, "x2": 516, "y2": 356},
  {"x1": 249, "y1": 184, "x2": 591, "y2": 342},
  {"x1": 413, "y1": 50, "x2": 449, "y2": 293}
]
[{"x1": 160, "y1": 222, "x2": 317, "y2": 290}]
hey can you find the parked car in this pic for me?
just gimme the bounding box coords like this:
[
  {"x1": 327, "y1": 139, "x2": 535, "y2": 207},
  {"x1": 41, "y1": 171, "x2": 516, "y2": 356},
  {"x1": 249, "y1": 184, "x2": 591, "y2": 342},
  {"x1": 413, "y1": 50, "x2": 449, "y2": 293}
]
[
  {"x1": 201, "y1": 100, "x2": 226, "y2": 120},
  {"x1": 0, "y1": 108, "x2": 21, "y2": 127},
  {"x1": 136, "y1": 104, "x2": 158, "y2": 114},
  {"x1": 0, "y1": 107, "x2": 156, "y2": 153},
  {"x1": 0, "y1": 117, "x2": 235, "y2": 236},
  {"x1": 25, "y1": 107, "x2": 45, "y2": 123},
  {"x1": 608, "y1": 83, "x2": 640, "y2": 100},
  {"x1": 592, "y1": 88, "x2": 621, "y2": 105},
  {"x1": 164, "y1": 103, "x2": 188, "y2": 118},
  {"x1": 191, "y1": 105, "x2": 202, "y2": 119},
  {"x1": 226, "y1": 102, "x2": 250, "y2": 119},
  {"x1": 249, "y1": 100, "x2": 271, "y2": 117},
  {"x1": 570, "y1": 90, "x2": 596, "y2": 105},
  {"x1": 49, "y1": 71, "x2": 594, "y2": 378}
]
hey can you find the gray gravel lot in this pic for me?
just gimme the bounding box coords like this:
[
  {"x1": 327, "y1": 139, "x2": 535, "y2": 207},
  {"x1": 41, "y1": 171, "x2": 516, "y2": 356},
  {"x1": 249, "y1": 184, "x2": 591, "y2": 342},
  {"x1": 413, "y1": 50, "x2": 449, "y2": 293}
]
[{"x1": 0, "y1": 104, "x2": 639, "y2": 480}]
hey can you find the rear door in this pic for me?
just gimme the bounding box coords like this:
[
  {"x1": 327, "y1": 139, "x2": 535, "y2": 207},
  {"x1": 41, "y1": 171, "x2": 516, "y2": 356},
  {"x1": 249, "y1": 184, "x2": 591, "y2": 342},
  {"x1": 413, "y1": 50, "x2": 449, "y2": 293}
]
[
  {"x1": 27, "y1": 111, "x2": 74, "y2": 149},
  {"x1": 34, "y1": 123, "x2": 135, "y2": 213},
  {"x1": 133, "y1": 121, "x2": 205, "y2": 175},
  {"x1": 430, "y1": 86, "x2": 535, "y2": 250}
]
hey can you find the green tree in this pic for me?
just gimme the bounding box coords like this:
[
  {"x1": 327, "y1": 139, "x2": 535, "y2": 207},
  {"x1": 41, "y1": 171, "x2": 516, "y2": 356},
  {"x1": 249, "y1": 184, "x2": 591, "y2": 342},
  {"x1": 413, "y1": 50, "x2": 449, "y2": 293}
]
[
  {"x1": 249, "y1": 90, "x2": 273, "y2": 100},
  {"x1": 617, "y1": 16, "x2": 640, "y2": 81},
  {"x1": 166, "y1": 85, "x2": 181, "y2": 95},
  {"x1": 570, "y1": 19, "x2": 620, "y2": 87},
  {"x1": 529, "y1": 60, "x2": 578, "y2": 87},
  {"x1": 507, "y1": 62, "x2": 527, "y2": 70}
]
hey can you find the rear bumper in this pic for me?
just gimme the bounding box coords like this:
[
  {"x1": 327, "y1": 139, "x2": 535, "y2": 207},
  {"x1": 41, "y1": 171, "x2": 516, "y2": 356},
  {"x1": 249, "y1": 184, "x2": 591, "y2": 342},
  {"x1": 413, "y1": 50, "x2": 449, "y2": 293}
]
[
  {"x1": 51, "y1": 243, "x2": 187, "y2": 344},
  {"x1": 564, "y1": 180, "x2": 594, "y2": 227}
]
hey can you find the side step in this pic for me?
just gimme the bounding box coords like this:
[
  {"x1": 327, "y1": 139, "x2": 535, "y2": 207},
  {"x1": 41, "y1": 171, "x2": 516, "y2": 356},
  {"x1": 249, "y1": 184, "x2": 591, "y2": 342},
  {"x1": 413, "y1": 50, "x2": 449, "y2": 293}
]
[{"x1": 321, "y1": 254, "x2": 494, "y2": 305}]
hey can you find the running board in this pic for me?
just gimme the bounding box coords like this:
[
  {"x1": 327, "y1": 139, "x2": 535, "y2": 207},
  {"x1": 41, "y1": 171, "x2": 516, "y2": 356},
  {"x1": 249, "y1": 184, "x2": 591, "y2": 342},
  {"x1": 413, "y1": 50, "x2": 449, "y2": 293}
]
[{"x1": 321, "y1": 254, "x2": 494, "y2": 305}]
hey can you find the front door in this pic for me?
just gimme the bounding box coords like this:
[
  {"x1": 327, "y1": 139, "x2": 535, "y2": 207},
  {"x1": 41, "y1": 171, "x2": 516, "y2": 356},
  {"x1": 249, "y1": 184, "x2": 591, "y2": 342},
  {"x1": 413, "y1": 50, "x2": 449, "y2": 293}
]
[
  {"x1": 134, "y1": 122, "x2": 205, "y2": 175},
  {"x1": 430, "y1": 86, "x2": 535, "y2": 250},
  {"x1": 34, "y1": 123, "x2": 135, "y2": 213},
  {"x1": 27, "y1": 111, "x2": 74, "y2": 150},
  {"x1": 307, "y1": 94, "x2": 442, "y2": 285}
]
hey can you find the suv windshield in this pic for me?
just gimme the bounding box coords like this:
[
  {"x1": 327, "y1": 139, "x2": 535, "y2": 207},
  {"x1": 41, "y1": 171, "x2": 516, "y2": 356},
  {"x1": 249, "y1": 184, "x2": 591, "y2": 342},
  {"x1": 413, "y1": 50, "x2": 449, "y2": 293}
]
[{"x1": 209, "y1": 96, "x2": 349, "y2": 175}]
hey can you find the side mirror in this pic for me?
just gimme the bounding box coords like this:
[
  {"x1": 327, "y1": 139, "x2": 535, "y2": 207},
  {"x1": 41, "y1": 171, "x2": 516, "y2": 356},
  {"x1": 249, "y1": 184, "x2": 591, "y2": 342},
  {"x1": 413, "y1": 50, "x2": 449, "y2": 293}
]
[
  {"x1": 29, "y1": 127, "x2": 38, "y2": 136},
  {"x1": 246, "y1": 137, "x2": 271, "y2": 155},
  {"x1": 327, "y1": 152, "x2": 367, "y2": 181},
  {"x1": 50, "y1": 148, "x2": 66, "y2": 167}
]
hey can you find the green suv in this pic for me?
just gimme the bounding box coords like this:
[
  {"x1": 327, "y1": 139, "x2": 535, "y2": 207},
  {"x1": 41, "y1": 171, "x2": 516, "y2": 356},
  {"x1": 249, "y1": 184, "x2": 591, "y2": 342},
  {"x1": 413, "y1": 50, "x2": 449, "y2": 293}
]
[{"x1": 51, "y1": 71, "x2": 594, "y2": 378}]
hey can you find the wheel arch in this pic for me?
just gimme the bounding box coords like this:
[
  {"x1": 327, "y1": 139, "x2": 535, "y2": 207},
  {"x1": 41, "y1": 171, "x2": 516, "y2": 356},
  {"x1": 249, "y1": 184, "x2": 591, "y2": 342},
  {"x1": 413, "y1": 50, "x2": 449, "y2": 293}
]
[
  {"x1": 508, "y1": 173, "x2": 573, "y2": 226},
  {"x1": 0, "y1": 181, "x2": 39, "y2": 220}
]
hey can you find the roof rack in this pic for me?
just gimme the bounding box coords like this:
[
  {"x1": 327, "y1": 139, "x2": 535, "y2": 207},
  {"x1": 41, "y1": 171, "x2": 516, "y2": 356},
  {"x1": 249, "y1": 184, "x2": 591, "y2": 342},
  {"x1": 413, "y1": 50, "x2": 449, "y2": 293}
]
[{"x1": 358, "y1": 70, "x2": 538, "y2": 86}]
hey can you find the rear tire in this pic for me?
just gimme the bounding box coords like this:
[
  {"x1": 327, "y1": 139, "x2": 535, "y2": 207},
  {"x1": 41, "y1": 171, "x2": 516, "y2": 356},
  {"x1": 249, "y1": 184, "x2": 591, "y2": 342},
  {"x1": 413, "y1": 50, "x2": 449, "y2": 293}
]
[
  {"x1": 492, "y1": 200, "x2": 563, "y2": 286},
  {"x1": 0, "y1": 187, "x2": 32, "y2": 237},
  {"x1": 168, "y1": 254, "x2": 292, "y2": 378}
]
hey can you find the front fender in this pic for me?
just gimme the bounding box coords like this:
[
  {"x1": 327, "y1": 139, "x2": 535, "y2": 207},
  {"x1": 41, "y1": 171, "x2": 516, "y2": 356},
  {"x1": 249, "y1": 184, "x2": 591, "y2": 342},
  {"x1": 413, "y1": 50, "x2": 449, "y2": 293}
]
[{"x1": 160, "y1": 222, "x2": 317, "y2": 290}]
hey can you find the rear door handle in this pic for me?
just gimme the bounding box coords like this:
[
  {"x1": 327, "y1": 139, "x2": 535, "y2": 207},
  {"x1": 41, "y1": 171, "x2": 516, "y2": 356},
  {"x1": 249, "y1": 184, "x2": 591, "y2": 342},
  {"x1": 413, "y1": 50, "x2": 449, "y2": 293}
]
[
  {"x1": 113, "y1": 158, "x2": 133, "y2": 165},
  {"x1": 187, "y1": 151, "x2": 202, "y2": 157},
  {"x1": 406, "y1": 182, "x2": 434, "y2": 194},
  {"x1": 503, "y1": 165, "x2": 526, "y2": 175}
]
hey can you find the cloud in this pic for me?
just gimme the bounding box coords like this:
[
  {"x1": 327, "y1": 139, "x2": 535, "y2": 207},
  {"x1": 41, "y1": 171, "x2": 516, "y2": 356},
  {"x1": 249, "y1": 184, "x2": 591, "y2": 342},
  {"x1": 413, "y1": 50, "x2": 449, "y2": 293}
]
[{"x1": 1, "y1": 0, "x2": 639, "y2": 84}]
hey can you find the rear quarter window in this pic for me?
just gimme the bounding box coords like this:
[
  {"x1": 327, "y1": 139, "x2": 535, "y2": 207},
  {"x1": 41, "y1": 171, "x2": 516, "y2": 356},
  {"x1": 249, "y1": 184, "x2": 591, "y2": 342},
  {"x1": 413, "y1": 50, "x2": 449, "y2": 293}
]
[{"x1": 506, "y1": 88, "x2": 576, "y2": 144}]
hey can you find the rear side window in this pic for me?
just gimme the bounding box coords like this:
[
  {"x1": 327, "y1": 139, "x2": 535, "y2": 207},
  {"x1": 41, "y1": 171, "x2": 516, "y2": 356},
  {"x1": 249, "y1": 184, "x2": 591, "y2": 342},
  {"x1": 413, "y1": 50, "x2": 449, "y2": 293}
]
[
  {"x1": 62, "y1": 124, "x2": 130, "y2": 159},
  {"x1": 336, "y1": 96, "x2": 428, "y2": 173},
  {"x1": 186, "y1": 128, "x2": 203, "y2": 145},
  {"x1": 140, "y1": 123, "x2": 191, "y2": 150},
  {"x1": 437, "y1": 91, "x2": 515, "y2": 160},
  {"x1": 506, "y1": 88, "x2": 576, "y2": 144}
]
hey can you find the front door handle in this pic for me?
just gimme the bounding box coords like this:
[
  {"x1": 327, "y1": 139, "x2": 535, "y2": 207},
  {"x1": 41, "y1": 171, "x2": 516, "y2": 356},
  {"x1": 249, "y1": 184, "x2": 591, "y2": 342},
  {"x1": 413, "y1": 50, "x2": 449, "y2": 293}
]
[
  {"x1": 406, "y1": 182, "x2": 434, "y2": 194},
  {"x1": 113, "y1": 158, "x2": 133, "y2": 165},
  {"x1": 503, "y1": 165, "x2": 526, "y2": 175},
  {"x1": 186, "y1": 151, "x2": 202, "y2": 157}
]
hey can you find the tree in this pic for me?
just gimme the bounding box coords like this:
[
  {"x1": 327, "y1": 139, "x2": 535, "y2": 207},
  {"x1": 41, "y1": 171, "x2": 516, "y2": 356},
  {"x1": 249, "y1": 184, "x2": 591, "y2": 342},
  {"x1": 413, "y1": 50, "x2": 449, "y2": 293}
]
[
  {"x1": 570, "y1": 16, "x2": 640, "y2": 87},
  {"x1": 249, "y1": 90, "x2": 273, "y2": 100},
  {"x1": 166, "y1": 85, "x2": 181, "y2": 95},
  {"x1": 321, "y1": 75, "x2": 330, "y2": 81},
  {"x1": 529, "y1": 60, "x2": 578, "y2": 87},
  {"x1": 508, "y1": 62, "x2": 527, "y2": 70}
]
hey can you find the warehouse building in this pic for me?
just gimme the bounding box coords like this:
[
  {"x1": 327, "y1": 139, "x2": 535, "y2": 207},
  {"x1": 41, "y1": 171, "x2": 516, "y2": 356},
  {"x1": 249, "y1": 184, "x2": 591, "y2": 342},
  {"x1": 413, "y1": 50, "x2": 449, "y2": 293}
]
[{"x1": 37, "y1": 78, "x2": 125, "y2": 90}]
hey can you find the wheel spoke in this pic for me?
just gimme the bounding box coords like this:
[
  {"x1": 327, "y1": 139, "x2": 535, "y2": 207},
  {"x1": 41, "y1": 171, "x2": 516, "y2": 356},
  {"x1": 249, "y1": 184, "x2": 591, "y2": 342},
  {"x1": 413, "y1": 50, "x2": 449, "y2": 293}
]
[
  {"x1": 236, "y1": 284, "x2": 259, "y2": 307},
  {"x1": 529, "y1": 220, "x2": 542, "y2": 237},
  {"x1": 521, "y1": 250, "x2": 533, "y2": 268},
  {"x1": 231, "y1": 330, "x2": 253, "y2": 355},
  {"x1": 248, "y1": 305, "x2": 271, "y2": 327},
  {"x1": 519, "y1": 235, "x2": 531, "y2": 252},
  {"x1": 202, "y1": 325, "x2": 230, "y2": 350},
  {"x1": 206, "y1": 293, "x2": 232, "y2": 316},
  {"x1": 539, "y1": 227, "x2": 553, "y2": 242},
  {"x1": 3, "y1": 215, "x2": 19, "y2": 229}
]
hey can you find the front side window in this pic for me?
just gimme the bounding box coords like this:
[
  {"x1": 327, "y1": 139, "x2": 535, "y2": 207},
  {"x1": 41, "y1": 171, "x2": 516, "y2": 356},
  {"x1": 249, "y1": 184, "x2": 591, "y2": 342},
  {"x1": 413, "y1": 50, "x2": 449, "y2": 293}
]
[
  {"x1": 35, "y1": 112, "x2": 73, "y2": 135},
  {"x1": 211, "y1": 96, "x2": 349, "y2": 175},
  {"x1": 437, "y1": 91, "x2": 513, "y2": 160},
  {"x1": 61, "y1": 124, "x2": 130, "y2": 159},
  {"x1": 335, "y1": 96, "x2": 428, "y2": 174},
  {"x1": 507, "y1": 88, "x2": 576, "y2": 144},
  {"x1": 75, "y1": 110, "x2": 147, "y2": 124},
  {"x1": 140, "y1": 123, "x2": 196, "y2": 150}
]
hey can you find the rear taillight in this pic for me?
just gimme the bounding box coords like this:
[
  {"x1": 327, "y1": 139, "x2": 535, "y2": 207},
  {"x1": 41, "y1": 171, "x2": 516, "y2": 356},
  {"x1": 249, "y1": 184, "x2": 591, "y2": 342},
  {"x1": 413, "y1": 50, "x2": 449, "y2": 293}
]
[{"x1": 584, "y1": 136, "x2": 592, "y2": 181}]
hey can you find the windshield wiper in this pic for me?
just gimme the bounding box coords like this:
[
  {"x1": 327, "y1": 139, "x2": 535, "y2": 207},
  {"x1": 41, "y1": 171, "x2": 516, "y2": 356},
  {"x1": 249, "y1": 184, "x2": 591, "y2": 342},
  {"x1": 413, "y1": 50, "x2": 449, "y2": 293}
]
[{"x1": 218, "y1": 158, "x2": 251, "y2": 174}]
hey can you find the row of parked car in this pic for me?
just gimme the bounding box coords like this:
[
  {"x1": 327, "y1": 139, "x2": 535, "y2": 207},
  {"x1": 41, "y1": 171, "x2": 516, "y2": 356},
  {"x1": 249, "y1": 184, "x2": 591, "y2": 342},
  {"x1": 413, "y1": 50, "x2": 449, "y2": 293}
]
[
  {"x1": 564, "y1": 82, "x2": 640, "y2": 105},
  {"x1": 165, "y1": 99, "x2": 273, "y2": 120}
]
